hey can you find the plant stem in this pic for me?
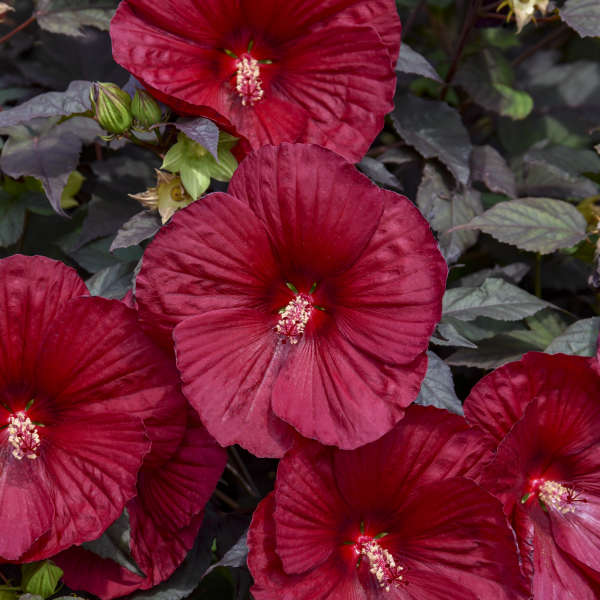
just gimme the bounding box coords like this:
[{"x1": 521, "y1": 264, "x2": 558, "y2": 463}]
[
  {"x1": 439, "y1": 0, "x2": 482, "y2": 101},
  {"x1": 511, "y1": 24, "x2": 569, "y2": 67},
  {"x1": 214, "y1": 488, "x2": 240, "y2": 511},
  {"x1": 230, "y1": 446, "x2": 260, "y2": 496},
  {"x1": 226, "y1": 462, "x2": 257, "y2": 498},
  {"x1": 402, "y1": 0, "x2": 427, "y2": 38},
  {"x1": 0, "y1": 569, "x2": 11, "y2": 585},
  {"x1": 0, "y1": 13, "x2": 36, "y2": 45},
  {"x1": 535, "y1": 252, "x2": 542, "y2": 298}
]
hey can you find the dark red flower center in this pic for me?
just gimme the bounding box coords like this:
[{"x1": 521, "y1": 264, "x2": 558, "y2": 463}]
[
  {"x1": 522, "y1": 478, "x2": 583, "y2": 515},
  {"x1": 353, "y1": 534, "x2": 405, "y2": 592},
  {"x1": 275, "y1": 292, "x2": 313, "y2": 344}
]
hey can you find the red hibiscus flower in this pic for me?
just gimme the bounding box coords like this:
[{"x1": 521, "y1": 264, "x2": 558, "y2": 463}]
[
  {"x1": 54, "y1": 406, "x2": 227, "y2": 599},
  {"x1": 0, "y1": 255, "x2": 182, "y2": 562},
  {"x1": 110, "y1": 0, "x2": 401, "y2": 162},
  {"x1": 247, "y1": 405, "x2": 527, "y2": 600},
  {"x1": 463, "y1": 351, "x2": 600, "y2": 598},
  {"x1": 135, "y1": 143, "x2": 447, "y2": 457}
]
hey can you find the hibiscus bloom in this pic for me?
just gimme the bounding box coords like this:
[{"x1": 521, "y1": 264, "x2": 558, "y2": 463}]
[
  {"x1": 247, "y1": 405, "x2": 527, "y2": 599},
  {"x1": 0, "y1": 254, "x2": 182, "y2": 562},
  {"x1": 54, "y1": 407, "x2": 227, "y2": 599},
  {"x1": 135, "y1": 143, "x2": 447, "y2": 457},
  {"x1": 110, "y1": 0, "x2": 401, "y2": 162},
  {"x1": 463, "y1": 351, "x2": 600, "y2": 598}
]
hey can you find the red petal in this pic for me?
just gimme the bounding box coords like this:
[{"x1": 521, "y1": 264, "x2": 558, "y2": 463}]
[
  {"x1": 0, "y1": 456, "x2": 53, "y2": 560},
  {"x1": 332, "y1": 405, "x2": 492, "y2": 514},
  {"x1": 229, "y1": 144, "x2": 384, "y2": 281},
  {"x1": 273, "y1": 441, "x2": 348, "y2": 575},
  {"x1": 0, "y1": 255, "x2": 87, "y2": 388},
  {"x1": 174, "y1": 308, "x2": 295, "y2": 457},
  {"x1": 271, "y1": 327, "x2": 426, "y2": 449},
  {"x1": 55, "y1": 546, "x2": 144, "y2": 600},
  {"x1": 330, "y1": 190, "x2": 446, "y2": 365},
  {"x1": 21, "y1": 412, "x2": 150, "y2": 560},
  {"x1": 385, "y1": 478, "x2": 527, "y2": 599},
  {"x1": 136, "y1": 193, "x2": 280, "y2": 349}
]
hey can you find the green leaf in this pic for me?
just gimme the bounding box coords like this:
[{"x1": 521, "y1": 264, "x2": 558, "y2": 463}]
[
  {"x1": 60, "y1": 170, "x2": 84, "y2": 209},
  {"x1": 458, "y1": 263, "x2": 530, "y2": 287},
  {"x1": 174, "y1": 118, "x2": 219, "y2": 161},
  {"x1": 86, "y1": 261, "x2": 139, "y2": 299},
  {"x1": 0, "y1": 81, "x2": 91, "y2": 128},
  {"x1": 545, "y1": 317, "x2": 600, "y2": 356},
  {"x1": 417, "y1": 163, "x2": 482, "y2": 263},
  {"x1": 82, "y1": 509, "x2": 145, "y2": 576},
  {"x1": 21, "y1": 561, "x2": 63, "y2": 599},
  {"x1": 455, "y1": 49, "x2": 533, "y2": 120},
  {"x1": 395, "y1": 43, "x2": 442, "y2": 82},
  {"x1": 470, "y1": 145, "x2": 516, "y2": 198},
  {"x1": 459, "y1": 197, "x2": 588, "y2": 254},
  {"x1": 203, "y1": 532, "x2": 249, "y2": 578},
  {"x1": 0, "y1": 190, "x2": 26, "y2": 247},
  {"x1": 110, "y1": 211, "x2": 162, "y2": 251},
  {"x1": 560, "y1": 0, "x2": 600, "y2": 38},
  {"x1": 442, "y1": 278, "x2": 551, "y2": 322},
  {"x1": 391, "y1": 94, "x2": 472, "y2": 185},
  {"x1": 414, "y1": 351, "x2": 463, "y2": 415},
  {"x1": 431, "y1": 322, "x2": 477, "y2": 348},
  {"x1": 34, "y1": 0, "x2": 119, "y2": 36}
]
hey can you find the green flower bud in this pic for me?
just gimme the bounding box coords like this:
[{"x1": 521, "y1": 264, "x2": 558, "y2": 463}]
[
  {"x1": 131, "y1": 89, "x2": 162, "y2": 129},
  {"x1": 90, "y1": 82, "x2": 132, "y2": 134}
]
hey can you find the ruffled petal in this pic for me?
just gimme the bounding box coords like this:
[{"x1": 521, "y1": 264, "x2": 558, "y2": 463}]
[
  {"x1": 229, "y1": 144, "x2": 383, "y2": 282},
  {"x1": 332, "y1": 406, "x2": 492, "y2": 515},
  {"x1": 136, "y1": 193, "x2": 280, "y2": 349},
  {"x1": 273, "y1": 440, "x2": 349, "y2": 575},
  {"x1": 0, "y1": 451, "x2": 53, "y2": 560},
  {"x1": 174, "y1": 308, "x2": 296, "y2": 457},
  {"x1": 330, "y1": 190, "x2": 446, "y2": 365},
  {"x1": 271, "y1": 326, "x2": 426, "y2": 450},
  {"x1": 0, "y1": 254, "x2": 87, "y2": 389},
  {"x1": 385, "y1": 478, "x2": 527, "y2": 599},
  {"x1": 21, "y1": 412, "x2": 150, "y2": 560}
]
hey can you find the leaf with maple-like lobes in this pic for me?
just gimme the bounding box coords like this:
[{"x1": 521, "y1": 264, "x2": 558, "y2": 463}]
[
  {"x1": 0, "y1": 190, "x2": 26, "y2": 247},
  {"x1": 513, "y1": 156, "x2": 599, "y2": 200},
  {"x1": 82, "y1": 509, "x2": 145, "y2": 577},
  {"x1": 526, "y1": 146, "x2": 600, "y2": 176},
  {"x1": 415, "y1": 351, "x2": 463, "y2": 415},
  {"x1": 443, "y1": 277, "x2": 550, "y2": 322},
  {"x1": 560, "y1": 0, "x2": 600, "y2": 37},
  {"x1": 34, "y1": 0, "x2": 119, "y2": 36},
  {"x1": 431, "y1": 322, "x2": 477, "y2": 348},
  {"x1": 417, "y1": 163, "x2": 482, "y2": 263},
  {"x1": 470, "y1": 145, "x2": 516, "y2": 197},
  {"x1": 459, "y1": 263, "x2": 530, "y2": 287},
  {"x1": 545, "y1": 317, "x2": 600, "y2": 356},
  {"x1": 0, "y1": 120, "x2": 81, "y2": 217},
  {"x1": 0, "y1": 81, "x2": 91, "y2": 128},
  {"x1": 110, "y1": 211, "x2": 162, "y2": 251},
  {"x1": 357, "y1": 157, "x2": 402, "y2": 190},
  {"x1": 21, "y1": 562, "x2": 63, "y2": 599},
  {"x1": 174, "y1": 118, "x2": 219, "y2": 161},
  {"x1": 86, "y1": 261, "x2": 138, "y2": 299},
  {"x1": 204, "y1": 532, "x2": 248, "y2": 578},
  {"x1": 395, "y1": 43, "x2": 442, "y2": 82},
  {"x1": 446, "y1": 333, "x2": 545, "y2": 369},
  {"x1": 455, "y1": 49, "x2": 533, "y2": 120},
  {"x1": 391, "y1": 94, "x2": 472, "y2": 185},
  {"x1": 459, "y1": 197, "x2": 587, "y2": 254}
]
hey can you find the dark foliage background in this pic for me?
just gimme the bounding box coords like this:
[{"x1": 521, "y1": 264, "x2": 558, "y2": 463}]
[{"x1": 1, "y1": 0, "x2": 599, "y2": 598}]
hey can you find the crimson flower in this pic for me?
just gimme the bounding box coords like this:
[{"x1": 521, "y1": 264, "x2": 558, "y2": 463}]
[
  {"x1": 0, "y1": 255, "x2": 182, "y2": 562},
  {"x1": 247, "y1": 405, "x2": 527, "y2": 599},
  {"x1": 110, "y1": 0, "x2": 401, "y2": 162},
  {"x1": 54, "y1": 406, "x2": 226, "y2": 599},
  {"x1": 463, "y1": 351, "x2": 600, "y2": 598},
  {"x1": 136, "y1": 143, "x2": 447, "y2": 457}
]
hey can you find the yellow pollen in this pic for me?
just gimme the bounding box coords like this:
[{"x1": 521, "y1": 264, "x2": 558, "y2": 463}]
[
  {"x1": 235, "y1": 55, "x2": 264, "y2": 107},
  {"x1": 356, "y1": 537, "x2": 404, "y2": 592},
  {"x1": 7, "y1": 412, "x2": 40, "y2": 460},
  {"x1": 275, "y1": 294, "x2": 312, "y2": 344},
  {"x1": 538, "y1": 480, "x2": 577, "y2": 515}
]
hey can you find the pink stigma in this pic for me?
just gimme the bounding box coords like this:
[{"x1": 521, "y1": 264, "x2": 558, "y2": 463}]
[
  {"x1": 275, "y1": 294, "x2": 313, "y2": 344},
  {"x1": 235, "y1": 54, "x2": 264, "y2": 106},
  {"x1": 355, "y1": 535, "x2": 405, "y2": 592},
  {"x1": 7, "y1": 411, "x2": 40, "y2": 460}
]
